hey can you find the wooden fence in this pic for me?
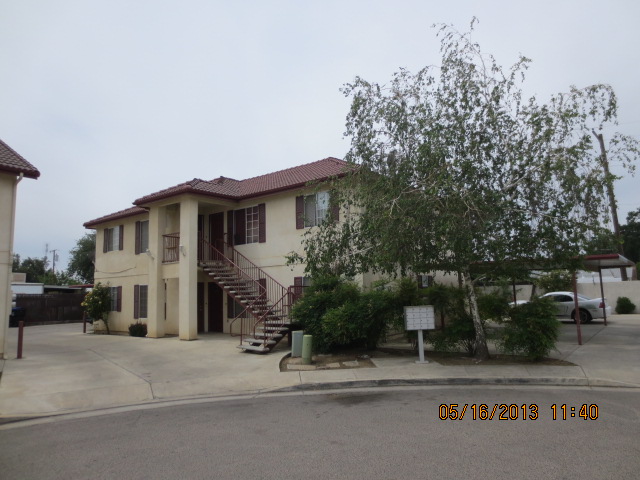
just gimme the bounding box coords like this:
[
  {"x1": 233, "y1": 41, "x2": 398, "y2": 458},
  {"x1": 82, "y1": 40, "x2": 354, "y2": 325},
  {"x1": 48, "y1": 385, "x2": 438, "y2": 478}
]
[{"x1": 15, "y1": 293, "x2": 85, "y2": 324}]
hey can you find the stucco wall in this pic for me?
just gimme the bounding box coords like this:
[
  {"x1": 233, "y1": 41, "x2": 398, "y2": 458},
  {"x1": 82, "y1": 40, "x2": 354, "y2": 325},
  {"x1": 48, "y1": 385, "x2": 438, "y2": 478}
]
[
  {"x1": 577, "y1": 281, "x2": 640, "y2": 314},
  {"x1": 0, "y1": 173, "x2": 17, "y2": 357}
]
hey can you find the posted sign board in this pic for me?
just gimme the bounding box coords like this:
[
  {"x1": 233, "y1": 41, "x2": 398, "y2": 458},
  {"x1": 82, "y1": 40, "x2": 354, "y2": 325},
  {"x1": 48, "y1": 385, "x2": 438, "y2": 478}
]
[{"x1": 404, "y1": 305, "x2": 435, "y2": 331}]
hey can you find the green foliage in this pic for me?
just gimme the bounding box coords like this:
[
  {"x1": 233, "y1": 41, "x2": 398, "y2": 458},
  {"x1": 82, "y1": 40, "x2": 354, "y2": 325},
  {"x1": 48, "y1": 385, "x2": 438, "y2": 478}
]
[
  {"x1": 421, "y1": 283, "x2": 465, "y2": 328},
  {"x1": 427, "y1": 310, "x2": 476, "y2": 356},
  {"x1": 68, "y1": 233, "x2": 96, "y2": 284},
  {"x1": 291, "y1": 20, "x2": 637, "y2": 360},
  {"x1": 13, "y1": 255, "x2": 47, "y2": 283},
  {"x1": 12, "y1": 254, "x2": 80, "y2": 285},
  {"x1": 290, "y1": 276, "x2": 407, "y2": 352},
  {"x1": 621, "y1": 208, "x2": 640, "y2": 263},
  {"x1": 476, "y1": 289, "x2": 511, "y2": 322},
  {"x1": 82, "y1": 283, "x2": 112, "y2": 334},
  {"x1": 615, "y1": 296, "x2": 636, "y2": 314},
  {"x1": 128, "y1": 322, "x2": 148, "y2": 337},
  {"x1": 498, "y1": 297, "x2": 560, "y2": 361},
  {"x1": 535, "y1": 270, "x2": 573, "y2": 293}
]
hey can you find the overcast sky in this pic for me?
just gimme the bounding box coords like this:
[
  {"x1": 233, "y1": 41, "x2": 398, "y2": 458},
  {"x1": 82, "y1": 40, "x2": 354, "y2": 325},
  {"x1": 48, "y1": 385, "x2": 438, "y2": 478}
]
[{"x1": 2, "y1": 0, "x2": 639, "y2": 272}]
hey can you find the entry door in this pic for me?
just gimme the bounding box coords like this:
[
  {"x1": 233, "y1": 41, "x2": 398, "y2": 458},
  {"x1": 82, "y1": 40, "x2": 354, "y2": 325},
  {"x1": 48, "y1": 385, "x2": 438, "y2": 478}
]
[
  {"x1": 197, "y1": 282, "x2": 205, "y2": 333},
  {"x1": 209, "y1": 212, "x2": 225, "y2": 250},
  {"x1": 208, "y1": 282, "x2": 223, "y2": 332}
]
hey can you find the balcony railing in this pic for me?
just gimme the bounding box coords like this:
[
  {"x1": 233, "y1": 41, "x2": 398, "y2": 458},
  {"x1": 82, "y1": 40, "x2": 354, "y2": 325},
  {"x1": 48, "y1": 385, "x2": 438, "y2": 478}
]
[{"x1": 163, "y1": 233, "x2": 180, "y2": 263}]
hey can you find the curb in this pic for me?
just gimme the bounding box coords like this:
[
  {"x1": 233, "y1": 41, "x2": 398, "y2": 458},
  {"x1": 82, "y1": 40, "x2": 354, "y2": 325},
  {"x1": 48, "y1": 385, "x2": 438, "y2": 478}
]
[{"x1": 273, "y1": 377, "x2": 640, "y2": 392}]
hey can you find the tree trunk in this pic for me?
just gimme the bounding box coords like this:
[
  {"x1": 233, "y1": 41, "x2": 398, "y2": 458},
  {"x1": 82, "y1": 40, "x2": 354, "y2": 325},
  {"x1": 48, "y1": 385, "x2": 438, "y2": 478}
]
[
  {"x1": 592, "y1": 130, "x2": 628, "y2": 281},
  {"x1": 462, "y1": 270, "x2": 490, "y2": 360}
]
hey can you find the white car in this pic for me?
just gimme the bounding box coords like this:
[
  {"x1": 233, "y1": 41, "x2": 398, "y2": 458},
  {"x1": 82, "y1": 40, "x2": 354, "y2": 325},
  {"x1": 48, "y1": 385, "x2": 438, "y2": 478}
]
[{"x1": 540, "y1": 292, "x2": 611, "y2": 324}]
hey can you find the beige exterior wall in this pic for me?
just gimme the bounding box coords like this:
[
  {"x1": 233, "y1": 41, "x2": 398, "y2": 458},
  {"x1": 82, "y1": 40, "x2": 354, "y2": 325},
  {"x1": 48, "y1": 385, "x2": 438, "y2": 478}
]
[
  {"x1": 0, "y1": 173, "x2": 18, "y2": 358},
  {"x1": 578, "y1": 280, "x2": 640, "y2": 314},
  {"x1": 89, "y1": 186, "x2": 385, "y2": 337}
]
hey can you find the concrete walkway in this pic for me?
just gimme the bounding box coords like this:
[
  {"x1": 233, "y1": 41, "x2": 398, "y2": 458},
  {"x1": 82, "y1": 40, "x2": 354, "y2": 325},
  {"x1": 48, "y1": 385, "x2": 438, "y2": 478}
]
[{"x1": 1, "y1": 315, "x2": 639, "y2": 420}]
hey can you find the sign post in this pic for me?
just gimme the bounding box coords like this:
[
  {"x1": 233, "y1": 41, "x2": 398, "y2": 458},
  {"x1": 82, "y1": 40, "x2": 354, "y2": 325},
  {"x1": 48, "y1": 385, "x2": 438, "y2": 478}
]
[{"x1": 404, "y1": 305, "x2": 436, "y2": 364}]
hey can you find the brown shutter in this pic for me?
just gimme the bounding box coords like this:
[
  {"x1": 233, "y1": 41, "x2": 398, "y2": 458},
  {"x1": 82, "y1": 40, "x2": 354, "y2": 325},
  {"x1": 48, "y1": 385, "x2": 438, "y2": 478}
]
[
  {"x1": 119, "y1": 225, "x2": 124, "y2": 251},
  {"x1": 116, "y1": 286, "x2": 122, "y2": 312},
  {"x1": 258, "y1": 203, "x2": 266, "y2": 243},
  {"x1": 135, "y1": 222, "x2": 141, "y2": 255},
  {"x1": 227, "y1": 210, "x2": 234, "y2": 246},
  {"x1": 234, "y1": 209, "x2": 246, "y2": 245},
  {"x1": 295, "y1": 196, "x2": 304, "y2": 229},
  {"x1": 331, "y1": 204, "x2": 339, "y2": 222},
  {"x1": 133, "y1": 285, "x2": 140, "y2": 319},
  {"x1": 293, "y1": 276, "x2": 303, "y2": 298},
  {"x1": 103, "y1": 228, "x2": 108, "y2": 253}
]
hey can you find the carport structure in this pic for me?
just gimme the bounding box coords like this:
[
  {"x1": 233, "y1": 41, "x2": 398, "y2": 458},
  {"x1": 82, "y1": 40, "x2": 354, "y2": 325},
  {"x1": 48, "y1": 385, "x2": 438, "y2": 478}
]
[{"x1": 473, "y1": 253, "x2": 635, "y2": 345}]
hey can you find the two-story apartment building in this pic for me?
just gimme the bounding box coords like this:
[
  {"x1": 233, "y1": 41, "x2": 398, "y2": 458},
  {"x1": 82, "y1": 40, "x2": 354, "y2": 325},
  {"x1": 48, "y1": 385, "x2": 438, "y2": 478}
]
[
  {"x1": 1, "y1": 139, "x2": 40, "y2": 358},
  {"x1": 84, "y1": 157, "x2": 375, "y2": 352}
]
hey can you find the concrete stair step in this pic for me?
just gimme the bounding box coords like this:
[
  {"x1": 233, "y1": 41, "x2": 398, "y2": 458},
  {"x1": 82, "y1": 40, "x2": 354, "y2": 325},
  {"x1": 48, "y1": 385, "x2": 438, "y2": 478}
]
[{"x1": 237, "y1": 344, "x2": 269, "y2": 353}]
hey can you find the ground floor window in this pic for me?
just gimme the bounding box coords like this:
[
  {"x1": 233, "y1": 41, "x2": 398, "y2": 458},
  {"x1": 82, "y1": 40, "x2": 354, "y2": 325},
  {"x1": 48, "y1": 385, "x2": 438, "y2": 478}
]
[
  {"x1": 110, "y1": 286, "x2": 122, "y2": 312},
  {"x1": 134, "y1": 285, "x2": 148, "y2": 319}
]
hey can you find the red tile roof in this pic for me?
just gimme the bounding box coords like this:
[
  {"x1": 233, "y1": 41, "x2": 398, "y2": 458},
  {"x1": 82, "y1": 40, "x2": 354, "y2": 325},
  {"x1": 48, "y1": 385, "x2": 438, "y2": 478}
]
[
  {"x1": 84, "y1": 206, "x2": 148, "y2": 228},
  {"x1": 0, "y1": 139, "x2": 40, "y2": 179},
  {"x1": 134, "y1": 157, "x2": 351, "y2": 205},
  {"x1": 85, "y1": 157, "x2": 353, "y2": 228}
]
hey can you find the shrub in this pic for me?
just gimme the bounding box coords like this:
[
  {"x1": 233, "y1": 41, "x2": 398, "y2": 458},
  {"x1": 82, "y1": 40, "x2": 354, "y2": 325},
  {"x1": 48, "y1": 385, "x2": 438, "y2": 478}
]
[
  {"x1": 128, "y1": 322, "x2": 148, "y2": 337},
  {"x1": 427, "y1": 310, "x2": 476, "y2": 355},
  {"x1": 476, "y1": 289, "x2": 511, "y2": 322},
  {"x1": 498, "y1": 297, "x2": 559, "y2": 361},
  {"x1": 535, "y1": 270, "x2": 572, "y2": 293},
  {"x1": 290, "y1": 276, "x2": 401, "y2": 352},
  {"x1": 615, "y1": 297, "x2": 636, "y2": 314},
  {"x1": 82, "y1": 282, "x2": 112, "y2": 334}
]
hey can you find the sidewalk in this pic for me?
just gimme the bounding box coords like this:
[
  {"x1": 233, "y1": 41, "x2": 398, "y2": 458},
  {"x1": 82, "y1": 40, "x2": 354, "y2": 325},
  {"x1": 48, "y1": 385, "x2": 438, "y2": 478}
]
[{"x1": 1, "y1": 315, "x2": 639, "y2": 420}]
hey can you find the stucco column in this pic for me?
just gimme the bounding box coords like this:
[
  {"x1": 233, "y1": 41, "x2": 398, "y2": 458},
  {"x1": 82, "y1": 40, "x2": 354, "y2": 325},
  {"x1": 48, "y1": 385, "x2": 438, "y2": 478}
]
[
  {"x1": 147, "y1": 205, "x2": 166, "y2": 338},
  {"x1": 178, "y1": 197, "x2": 198, "y2": 340},
  {"x1": 0, "y1": 173, "x2": 19, "y2": 359}
]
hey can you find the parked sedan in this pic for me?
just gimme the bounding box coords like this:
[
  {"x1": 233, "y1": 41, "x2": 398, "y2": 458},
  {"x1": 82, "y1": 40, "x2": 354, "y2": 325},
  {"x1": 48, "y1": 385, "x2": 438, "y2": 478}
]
[{"x1": 540, "y1": 291, "x2": 611, "y2": 324}]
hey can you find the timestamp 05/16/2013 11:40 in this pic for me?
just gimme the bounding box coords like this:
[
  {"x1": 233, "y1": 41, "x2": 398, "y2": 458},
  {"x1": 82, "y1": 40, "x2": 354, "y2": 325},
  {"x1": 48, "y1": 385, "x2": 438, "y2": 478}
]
[{"x1": 438, "y1": 404, "x2": 599, "y2": 421}]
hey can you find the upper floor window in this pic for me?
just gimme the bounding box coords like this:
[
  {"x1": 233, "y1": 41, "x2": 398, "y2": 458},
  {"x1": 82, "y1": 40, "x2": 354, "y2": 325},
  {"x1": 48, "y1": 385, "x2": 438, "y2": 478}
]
[
  {"x1": 229, "y1": 204, "x2": 266, "y2": 246},
  {"x1": 296, "y1": 191, "x2": 338, "y2": 229},
  {"x1": 245, "y1": 206, "x2": 260, "y2": 244},
  {"x1": 135, "y1": 220, "x2": 149, "y2": 254},
  {"x1": 103, "y1": 226, "x2": 123, "y2": 252}
]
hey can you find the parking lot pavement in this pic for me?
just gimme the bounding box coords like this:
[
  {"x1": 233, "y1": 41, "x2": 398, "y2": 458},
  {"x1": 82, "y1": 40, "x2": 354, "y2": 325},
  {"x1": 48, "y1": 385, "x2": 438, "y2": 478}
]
[{"x1": 1, "y1": 315, "x2": 639, "y2": 419}]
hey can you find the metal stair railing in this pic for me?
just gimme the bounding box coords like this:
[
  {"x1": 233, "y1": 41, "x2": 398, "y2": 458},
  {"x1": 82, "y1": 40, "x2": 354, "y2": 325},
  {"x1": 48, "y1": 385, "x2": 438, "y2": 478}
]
[{"x1": 199, "y1": 236, "x2": 289, "y2": 346}]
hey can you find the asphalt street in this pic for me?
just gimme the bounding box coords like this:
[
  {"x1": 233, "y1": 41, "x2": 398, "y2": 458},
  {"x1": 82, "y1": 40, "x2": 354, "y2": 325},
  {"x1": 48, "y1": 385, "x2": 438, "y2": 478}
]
[{"x1": 1, "y1": 386, "x2": 638, "y2": 480}]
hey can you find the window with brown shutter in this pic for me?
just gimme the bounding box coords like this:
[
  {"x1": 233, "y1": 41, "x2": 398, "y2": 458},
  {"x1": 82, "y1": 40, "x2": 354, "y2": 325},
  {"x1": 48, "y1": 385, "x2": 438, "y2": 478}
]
[
  {"x1": 227, "y1": 210, "x2": 234, "y2": 246},
  {"x1": 234, "y1": 209, "x2": 246, "y2": 245},
  {"x1": 118, "y1": 225, "x2": 124, "y2": 251},
  {"x1": 133, "y1": 285, "x2": 140, "y2": 319},
  {"x1": 295, "y1": 196, "x2": 304, "y2": 229}
]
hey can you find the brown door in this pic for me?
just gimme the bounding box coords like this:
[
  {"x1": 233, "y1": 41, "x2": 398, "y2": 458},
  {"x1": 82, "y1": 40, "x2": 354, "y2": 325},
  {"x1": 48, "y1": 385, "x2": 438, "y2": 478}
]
[
  {"x1": 197, "y1": 282, "x2": 205, "y2": 333},
  {"x1": 209, "y1": 212, "x2": 225, "y2": 251},
  {"x1": 208, "y1": 282, "x2": 223, "y2": 332}
]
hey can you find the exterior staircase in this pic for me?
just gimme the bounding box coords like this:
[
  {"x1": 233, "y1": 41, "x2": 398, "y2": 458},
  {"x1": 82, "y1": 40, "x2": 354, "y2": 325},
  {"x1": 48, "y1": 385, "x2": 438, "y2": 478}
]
[{"x1": 198, "y1": 238, "x2": 293, "y2": 353}]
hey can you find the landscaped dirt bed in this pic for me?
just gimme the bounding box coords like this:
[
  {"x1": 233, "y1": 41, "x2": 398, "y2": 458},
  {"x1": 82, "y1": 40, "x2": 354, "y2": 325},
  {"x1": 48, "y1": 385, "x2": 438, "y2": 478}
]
[{"x1": 280, "y1": 347, "x2": 575, "y2": 372}]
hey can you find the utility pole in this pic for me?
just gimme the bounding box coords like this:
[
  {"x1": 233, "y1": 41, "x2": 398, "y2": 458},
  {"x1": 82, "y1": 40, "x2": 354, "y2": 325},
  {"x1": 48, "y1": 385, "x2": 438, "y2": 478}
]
[
  {"x1": 51, "y1": 249, "x2": 58, "y2": 274},
  {"x1": 592, "y1": 130, "x2": 628, "y2": 281}
]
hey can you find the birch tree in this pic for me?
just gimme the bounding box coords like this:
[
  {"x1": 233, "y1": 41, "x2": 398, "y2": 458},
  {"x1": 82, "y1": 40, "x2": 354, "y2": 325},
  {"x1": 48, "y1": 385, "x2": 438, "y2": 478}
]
[{"x1": 294, "y1": 20, "x2": 637, "y2": 360}]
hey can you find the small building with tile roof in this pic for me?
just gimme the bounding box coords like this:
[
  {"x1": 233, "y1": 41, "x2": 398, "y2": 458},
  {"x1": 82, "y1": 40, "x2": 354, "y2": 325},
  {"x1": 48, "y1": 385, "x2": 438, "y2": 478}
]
[
  {"x1": 1, "y1": 139, "x2": 40, "y2": 358},
  {"x1": 83, "y1": 157, "x2": 374, "y2": 345}
]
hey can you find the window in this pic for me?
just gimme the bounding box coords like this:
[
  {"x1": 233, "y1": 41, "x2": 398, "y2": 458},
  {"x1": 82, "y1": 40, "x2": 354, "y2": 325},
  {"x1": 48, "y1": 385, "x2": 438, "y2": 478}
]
[
  {"x1": 228, "y1": 204, "x2": 266, "y2": 246},
  {"x1": 245, "y1": 206, "x2": 259, "y2": 244},
  {"x1": 135, "y1": 220, "x2": 149, "y2": 254},
  {"x1": 110, "y1": 286, "x2": 122, "y2": 312},
  {"x1": 134, "y1": 285, "x2": 148, "y2": 319},
  {"x1": 296, "y1": 192, "x2": 337, "y2": 229},
  {"x1": 103, "y1": 226, "x2": 124, "y2": 252}
]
